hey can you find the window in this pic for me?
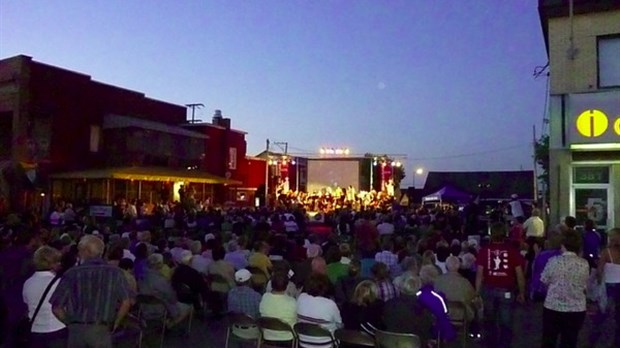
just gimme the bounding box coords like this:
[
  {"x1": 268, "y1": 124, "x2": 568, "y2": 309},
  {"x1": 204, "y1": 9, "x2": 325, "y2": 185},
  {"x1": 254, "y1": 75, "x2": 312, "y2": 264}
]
[
  {"x1": 598, "y1": 35, "x2": 620, "y2": 88},
  {"x1": 90, "y1": 125, "x2": 101, "y2": 153},
  {"x1": 228, "y1": 147, "x2": 237, "y2": 170}
]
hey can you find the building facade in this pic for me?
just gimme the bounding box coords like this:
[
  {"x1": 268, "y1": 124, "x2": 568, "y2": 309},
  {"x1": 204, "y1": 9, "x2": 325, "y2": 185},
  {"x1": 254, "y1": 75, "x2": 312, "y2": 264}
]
[
  {"x1": 0, "y1": 55, "x2": 259, "y2": 213},
  {"x1": 539, "y1": 0, "x2": 620, "y2": 229}
]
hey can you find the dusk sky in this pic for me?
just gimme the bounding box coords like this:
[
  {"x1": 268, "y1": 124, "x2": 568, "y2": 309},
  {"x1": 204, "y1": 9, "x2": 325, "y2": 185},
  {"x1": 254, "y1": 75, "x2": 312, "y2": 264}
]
[{"x1": 1, "y1": 0, "x2": 549, "y2": 185}]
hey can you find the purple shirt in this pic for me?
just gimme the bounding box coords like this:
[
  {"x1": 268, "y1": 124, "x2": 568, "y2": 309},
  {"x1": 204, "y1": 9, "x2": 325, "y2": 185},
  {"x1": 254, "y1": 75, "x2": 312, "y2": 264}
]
[
  {"x1": 416, "y1": 284, "x2": 456, "y2": 341},
  {"x1": 530, "y1": 249, "x2": 562, "y2": 296}
]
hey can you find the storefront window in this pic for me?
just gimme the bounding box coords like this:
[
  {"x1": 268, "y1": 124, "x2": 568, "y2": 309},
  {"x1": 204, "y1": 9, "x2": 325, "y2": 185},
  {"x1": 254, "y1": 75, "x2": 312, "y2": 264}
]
[{"x1": 574, "y1": 188, "x2": 608, "y2": 227}]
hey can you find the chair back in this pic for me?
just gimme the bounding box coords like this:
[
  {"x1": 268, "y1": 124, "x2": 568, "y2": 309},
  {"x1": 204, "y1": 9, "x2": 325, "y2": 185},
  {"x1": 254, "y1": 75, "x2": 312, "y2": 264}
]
[
  {"x1": 334, "y1": 329, "x2": 374, "y2": 347},
  {"x1": 294, "y1": 322, "x2": 335, "y2": 346},
  {"x1": 175, "y1": 283, "x2": 195, "y2": 303},
  {"x1": 257, "y1": 317, "x2": 295, "y2": 333},
  {"x1": 375, "y1": 330, "x2": 421, "y2": 348},
  {"x1": 135, "y1": 294, "x2": 166, "y2": 306},
  {"x1": 228, "y1": 312, "x2": 257, "y2": 327},
  {"x1": 447, "y1": 300, "x2": 467, "y2": 325}
]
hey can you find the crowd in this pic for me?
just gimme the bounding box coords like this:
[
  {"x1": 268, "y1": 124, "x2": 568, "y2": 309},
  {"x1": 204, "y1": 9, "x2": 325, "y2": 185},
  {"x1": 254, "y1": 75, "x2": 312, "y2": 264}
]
[{"x1": 0, "y1": 197, "x2": 619, "y2": 348}]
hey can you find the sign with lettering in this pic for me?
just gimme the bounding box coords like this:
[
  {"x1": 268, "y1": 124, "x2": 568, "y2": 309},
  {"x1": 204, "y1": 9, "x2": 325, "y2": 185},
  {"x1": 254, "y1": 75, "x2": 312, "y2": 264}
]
[
  {"x1": 567, "y1": 91, "x2": 620, "y2": 145},
  {"x1": 89, "y1": 205, "x2": 113, "y2": 217},
  {"x1": 573, "y1": 166, "x2": 609, "y2": 184}
]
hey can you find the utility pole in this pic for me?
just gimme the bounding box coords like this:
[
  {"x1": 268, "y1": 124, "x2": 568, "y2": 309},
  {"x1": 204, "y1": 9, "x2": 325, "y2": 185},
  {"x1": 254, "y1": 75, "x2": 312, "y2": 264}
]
[
  {"x1": 533, "y1": 125, "x2": 540, "y2": 208},
  {"x1": 185, "y1": 103, "x2": 204, "y2": 123}
]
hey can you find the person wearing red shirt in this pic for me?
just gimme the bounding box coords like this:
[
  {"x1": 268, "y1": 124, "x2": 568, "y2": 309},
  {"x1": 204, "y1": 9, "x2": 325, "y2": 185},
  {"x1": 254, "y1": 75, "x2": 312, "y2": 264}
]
[{"x1": 475, "y1": 222, "x2": 526, "y2": 348}]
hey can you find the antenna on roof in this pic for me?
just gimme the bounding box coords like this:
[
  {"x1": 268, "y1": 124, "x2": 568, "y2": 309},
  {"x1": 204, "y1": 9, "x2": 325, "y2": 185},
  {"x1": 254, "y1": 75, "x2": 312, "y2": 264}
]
[{"x1": 186, "y1": 103, "x2": 205, "y2": 123}]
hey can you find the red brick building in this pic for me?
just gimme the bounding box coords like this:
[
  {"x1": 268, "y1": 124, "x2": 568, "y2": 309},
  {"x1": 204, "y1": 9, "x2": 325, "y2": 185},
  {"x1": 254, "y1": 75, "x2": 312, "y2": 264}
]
[{"x1": 0, "y1": 55, "x2": 261, "y2": 212}]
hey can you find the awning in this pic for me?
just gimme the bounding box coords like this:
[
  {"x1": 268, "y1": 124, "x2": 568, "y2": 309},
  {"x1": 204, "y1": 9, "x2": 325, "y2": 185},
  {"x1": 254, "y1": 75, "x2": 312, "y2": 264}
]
[{"x1": 50, "y1": 167, "x2": 242, "y2": 185}]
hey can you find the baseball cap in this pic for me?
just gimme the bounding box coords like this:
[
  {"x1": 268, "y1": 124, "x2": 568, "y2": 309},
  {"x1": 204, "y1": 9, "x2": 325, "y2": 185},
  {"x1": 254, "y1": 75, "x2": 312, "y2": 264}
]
[{"x1": 235, "y1": 269, "x2": 252, "y2": 283}]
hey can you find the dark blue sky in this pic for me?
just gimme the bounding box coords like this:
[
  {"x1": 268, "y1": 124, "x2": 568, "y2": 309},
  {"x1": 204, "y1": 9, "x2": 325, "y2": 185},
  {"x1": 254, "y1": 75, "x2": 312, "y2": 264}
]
[{"x1": 0, "y1": 0, "x2": 549, "y2": 183}]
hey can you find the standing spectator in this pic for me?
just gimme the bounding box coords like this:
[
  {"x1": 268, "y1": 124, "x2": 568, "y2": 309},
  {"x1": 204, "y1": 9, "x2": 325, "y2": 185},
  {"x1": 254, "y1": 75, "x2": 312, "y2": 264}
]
[
  {"x1": 0, "y1": 228, "x2": 37, "y2": 347},
  {"x1": 530, "y1": 232, "x2": 562, "y2": 301},
  {"x1": 523, "y1": 209, "x2": 545, "y2": 243},
  {"x1": 475, "y1": 223, "x2": 526, "y2": 348},
  {"x1": 590, "y1": 228, "x2": 620, "y2": 347},
  {"x1": 50, "y1": 235, "x2": 132, "y2": 348},
  {"x1": 22, "y1": 246, "x2": 66, "y2": 348},
  {"x1": 540, "y1": 228, "x2": 589, "y2": 348},
  {"x1": 582, "y1": 219, "x2": 602, "y2": 269}
]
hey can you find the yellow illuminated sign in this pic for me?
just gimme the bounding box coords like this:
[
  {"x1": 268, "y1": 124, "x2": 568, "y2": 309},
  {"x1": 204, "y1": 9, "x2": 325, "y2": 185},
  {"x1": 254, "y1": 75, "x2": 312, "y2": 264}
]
[
  {"x1": 576, "y1": 109, "x2": 608, "y2": 137},
  {"x1": 615, "y1": 117, "x2": 620, "y2": 136}
]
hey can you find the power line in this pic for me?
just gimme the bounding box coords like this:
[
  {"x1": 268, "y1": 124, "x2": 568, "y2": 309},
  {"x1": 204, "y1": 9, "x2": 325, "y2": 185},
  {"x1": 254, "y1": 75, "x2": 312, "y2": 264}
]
[{"x1": 408, "y1": 143, "x2": 530, "y2": 161}]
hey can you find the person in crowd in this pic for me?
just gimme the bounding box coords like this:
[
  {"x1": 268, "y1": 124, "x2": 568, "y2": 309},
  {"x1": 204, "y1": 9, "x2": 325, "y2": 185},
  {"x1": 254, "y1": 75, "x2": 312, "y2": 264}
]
[
  {"x1": 371, "y1": 262, "x2": 397, "y2": 302},
  {"x1": 207, "y1": 246, "x2": 236, "y2": 314},
  {"x1": 341, "y1": 280, "x2": 384, "y2": 336},
  {"x1": 540, "y1": 228, "x2": 589, "y2": 348},
  {"x1": 530, "y1": 231, "x2": 562, "y2": 301},
  {"x1": 475, "y1": 222, "x2": 526, "y2": 348},
  {"x1": 284, "y1": 215, "x2": 299, "y2": 233},
  {"x1": 297, "y1": 273, "x2": 342, "y2": 347},
  {"x1": 382, "y1": 274, "x2": 435, "y2": 345},
  {"x1": 334, "y1": 259, "x2": 365, "y2": 307},
  {"x1": 524, "y1": 208, "x2": 545, "y2": 244},
  {"x1": 359, "y1": 249, "x2": 377, "y2": 279},
  {"x1": 259, "y1": 272, "x2": 297, "y2": 343},
  {"x1": 118, "y1": 258, "x2": 137, "y2": 294},
  {"x1": 160, "y1": 251, "x2": 175, "y2": 280},
  {"x1": 377, "y1": 216, "x2": 395, "y2": 236},
  {"x1": 374, "y1": 240, "x2": 398, "y2": 270},
  {"x1": 22, "y1": 246, "x2": 66, "y2": 348},
  {"x1": 137, "y1": 253, "x2": 193, "y2": 328},
  {"x1": 248, "y1": 241, "x2": 272, "y2": 287},
  {"x1": 265, "y1": 262, "x2": 299, "y2": 298},
  {"x1": 224, "y1": 239, "x2": 248, "y2": 270},
  {"x1": 311, "y1": 256, "x2": 328, "y2": 275},
  {"x1": 434, "y1": 255, "x2": 476, "y2": 322},
  {"x1": 189, "y1": 240, "x2": 210, "y2": 274},
  {"x1": 393, "y1": 256, "x2": 419, "y2": 290},
  {"x1": 582, "y1": 219, "x2": 602, "y2": 270},
  {"x1": 227, "y1": 269, "x2": 261, "y2": 340},
  {"x1": 590, "y1": 228, "x2": 620, "y2": 347},
  {"x1": 172, "y1": 250, "x2": 209, "y2": 312},
  {"x1": 355, "y1": 214, "x2": 379, "y2": 256},
  {"x1": 509, "y1": 216, "x2": 525, "y2": 247},
  {"x1": 417, "y1": 264, "x2": 456, "y2": 342},
  {"x1": 50, "y1": 235, "x2": 132, "y2": 348},
  {"x1": 326, "y1": 243, "x2": 352, "y2": 284},
  {"x1": 0, "y1": 227, "x2": 37, "y2": 347},
  {"x1": 132, "y1": 242, "x2": 149, "y2": 281},
  {"x1": 434, "y1": 244, "x2": 450, "y2": 274}
]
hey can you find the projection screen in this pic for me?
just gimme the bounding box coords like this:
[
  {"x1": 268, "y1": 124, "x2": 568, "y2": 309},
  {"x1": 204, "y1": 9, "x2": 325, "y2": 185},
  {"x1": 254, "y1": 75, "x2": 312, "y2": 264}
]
[{"x1": 306, "y1": 159, "x2": 360, "y2": 194}]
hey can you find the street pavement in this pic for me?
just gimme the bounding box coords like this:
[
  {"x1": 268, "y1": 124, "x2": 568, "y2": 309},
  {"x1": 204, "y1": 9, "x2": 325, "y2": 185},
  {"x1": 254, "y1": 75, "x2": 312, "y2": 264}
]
[{"x1": 154, "y1": 302, "x2": 614, "y2": 348}]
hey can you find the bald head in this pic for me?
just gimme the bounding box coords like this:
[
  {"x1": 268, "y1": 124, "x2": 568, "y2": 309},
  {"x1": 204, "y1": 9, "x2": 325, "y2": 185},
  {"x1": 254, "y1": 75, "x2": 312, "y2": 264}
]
[
  {"x1": 445, "y1": 256, "x2": 461, "y2": 273},
  {"x1": 78, "y1": 234, "x2": 105, "y2": 260}
]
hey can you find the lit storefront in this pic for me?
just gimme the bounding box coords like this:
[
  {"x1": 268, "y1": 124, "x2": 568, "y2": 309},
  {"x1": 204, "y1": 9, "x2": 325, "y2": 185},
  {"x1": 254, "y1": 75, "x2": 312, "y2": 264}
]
[{"x1": 549, "y1": 90, "x2": 620, "y2": 229}]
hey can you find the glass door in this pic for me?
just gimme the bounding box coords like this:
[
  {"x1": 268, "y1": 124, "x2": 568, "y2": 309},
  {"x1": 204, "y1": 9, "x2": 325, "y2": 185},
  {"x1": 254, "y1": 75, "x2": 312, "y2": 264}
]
[{"x1": 571, "y1": 166, "x2": 612, "y2": 229}]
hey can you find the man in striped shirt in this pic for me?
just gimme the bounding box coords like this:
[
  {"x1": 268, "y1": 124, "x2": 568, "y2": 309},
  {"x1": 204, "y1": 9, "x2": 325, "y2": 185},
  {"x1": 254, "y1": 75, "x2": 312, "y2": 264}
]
[{"x1": 51, "y1": 235, "x2": 132, "y2": 348}]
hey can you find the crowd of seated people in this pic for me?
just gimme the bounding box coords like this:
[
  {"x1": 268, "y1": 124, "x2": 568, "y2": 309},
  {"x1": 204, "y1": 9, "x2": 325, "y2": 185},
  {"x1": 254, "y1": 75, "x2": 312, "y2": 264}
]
[{"x1": 1, "y1": 198, "x2": 619, "y2": 348}]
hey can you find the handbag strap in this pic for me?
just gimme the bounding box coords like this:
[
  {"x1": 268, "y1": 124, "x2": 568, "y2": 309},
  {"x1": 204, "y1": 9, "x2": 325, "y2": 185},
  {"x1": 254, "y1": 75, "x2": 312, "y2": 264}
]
[{"x1": 30, "y1": 275, "x2": 61, "y2": 324}]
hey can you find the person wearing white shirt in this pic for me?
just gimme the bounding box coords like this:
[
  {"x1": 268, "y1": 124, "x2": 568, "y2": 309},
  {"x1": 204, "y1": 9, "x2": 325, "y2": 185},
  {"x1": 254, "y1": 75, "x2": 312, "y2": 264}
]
[
  {"x1": 22, "y1": 246, "x2": 66, "y2": 348},
  {"x1": 297, "y1": 274, "x2": 343, "y2": 348},
  {"x1": 523, "y1": 209, "x2": 545, "y2": 239}
]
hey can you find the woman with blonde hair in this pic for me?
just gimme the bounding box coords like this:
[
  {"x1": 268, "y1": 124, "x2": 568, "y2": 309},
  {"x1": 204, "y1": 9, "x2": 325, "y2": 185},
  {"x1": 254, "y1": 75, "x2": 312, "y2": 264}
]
[
  {"x1": 590, "y1": 228, "x2": 620, "y2": 347},
  {"x1": 341, "y1": 280, "x2": 385, "y2": 336},
  {"x1": 22, "y1": 246, "x2": 66, "y2": 348}
]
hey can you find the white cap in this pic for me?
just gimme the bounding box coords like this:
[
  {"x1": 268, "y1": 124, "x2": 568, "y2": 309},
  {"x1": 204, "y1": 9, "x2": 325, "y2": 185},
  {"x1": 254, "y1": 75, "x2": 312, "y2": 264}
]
[
  {"x1": 204, "y1": 233, "x2": 216, "y2": 242},
  {"x1": 235, "y1": 269, "x2": 252, "y2": 283}
]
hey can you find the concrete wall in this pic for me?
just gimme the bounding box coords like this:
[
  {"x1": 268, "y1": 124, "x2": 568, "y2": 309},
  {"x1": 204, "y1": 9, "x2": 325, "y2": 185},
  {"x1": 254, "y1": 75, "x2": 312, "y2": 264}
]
[{"x1": 548, "y1": 10, "x2": 620, "y2": 94}]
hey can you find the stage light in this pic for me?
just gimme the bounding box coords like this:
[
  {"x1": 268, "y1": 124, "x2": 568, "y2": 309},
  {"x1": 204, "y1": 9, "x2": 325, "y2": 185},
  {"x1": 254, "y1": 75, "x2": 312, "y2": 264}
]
[
  {"x1": 320, "y1": 148, "x2": 326, "y2": 154},
  {"x1": 344, "y1": 148, "x2": 350, "y2": 155},
  {"x1": 373, "y1": 161, "x2": 378, "y2": 166},
  {"x1": 291, "y1": 160, "x2": 296, "y2": 165},
  {"x1": 335, "y1": 149, "x2": 343, "y2": 155},
  {"x1": 396, "y1": 161, "x2": 402, "y2": 167}
]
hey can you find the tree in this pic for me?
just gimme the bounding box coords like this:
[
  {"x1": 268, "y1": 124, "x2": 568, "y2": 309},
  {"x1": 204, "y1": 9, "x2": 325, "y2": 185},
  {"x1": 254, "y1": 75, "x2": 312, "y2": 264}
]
[{"x1": 534, "y1": 134, "x2": 549, "y2": 197}]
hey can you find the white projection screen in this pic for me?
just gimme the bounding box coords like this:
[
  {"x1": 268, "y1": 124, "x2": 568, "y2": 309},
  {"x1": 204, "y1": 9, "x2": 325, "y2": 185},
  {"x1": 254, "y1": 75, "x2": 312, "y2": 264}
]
[{"x1": 307, "y1": 159, "x2": 360, "y2": 194}]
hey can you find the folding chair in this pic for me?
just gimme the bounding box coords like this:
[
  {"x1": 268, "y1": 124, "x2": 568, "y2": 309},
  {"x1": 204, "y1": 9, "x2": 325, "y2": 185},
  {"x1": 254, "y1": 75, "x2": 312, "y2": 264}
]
[
  {"x1": 447, "y1": 300, "x2": 469, "y2": 347},
  {"x1": 333, "y1": 329, "x2": 374, "y2": 347},
  {"x1": 293, "y1": 322, "x2": 336, "y2": 347},
  {"x1": 225, "y1": 313, "x2": 259, "y2": 348},
  {"x1": 375, "y1": 329, "x2": 422, "y2": 348},
  {"x1": 256, "y1": 317, "x2": 297, "y2": 348}
]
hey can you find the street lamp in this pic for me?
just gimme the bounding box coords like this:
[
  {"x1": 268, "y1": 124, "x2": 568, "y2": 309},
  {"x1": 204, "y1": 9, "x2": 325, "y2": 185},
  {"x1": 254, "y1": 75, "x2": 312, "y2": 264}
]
[{"x1": 414, "y1": 168, "x2": 424, "y2": 188}]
